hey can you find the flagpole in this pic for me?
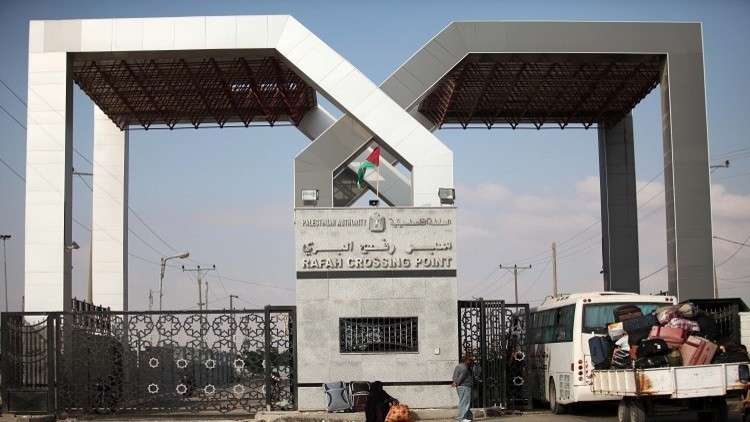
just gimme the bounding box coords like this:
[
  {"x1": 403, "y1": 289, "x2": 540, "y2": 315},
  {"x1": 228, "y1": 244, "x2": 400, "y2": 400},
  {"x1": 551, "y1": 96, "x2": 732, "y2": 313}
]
[{"x1": 376, "y1": 166, "x2": 380, "y2": 206}]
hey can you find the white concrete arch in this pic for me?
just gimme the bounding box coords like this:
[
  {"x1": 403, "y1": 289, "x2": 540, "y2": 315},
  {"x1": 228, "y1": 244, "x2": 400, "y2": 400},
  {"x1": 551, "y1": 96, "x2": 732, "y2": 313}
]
[
  {"x1": 296, "y1": 21, "x2": 714, "y2": 300},
  {"x1": 24, "y1": 15, "x2": 453, "y2": 312}
]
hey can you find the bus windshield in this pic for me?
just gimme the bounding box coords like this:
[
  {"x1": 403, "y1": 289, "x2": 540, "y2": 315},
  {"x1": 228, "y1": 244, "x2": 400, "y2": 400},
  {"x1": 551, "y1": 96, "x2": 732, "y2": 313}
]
[{"x1": 582, "y1": 302, "x2": 662, "y2": 334}]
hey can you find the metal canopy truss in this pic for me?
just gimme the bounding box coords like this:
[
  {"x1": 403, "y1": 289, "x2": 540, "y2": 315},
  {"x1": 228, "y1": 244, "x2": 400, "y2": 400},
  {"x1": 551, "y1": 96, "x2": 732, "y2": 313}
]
[
  {"x1": 72, "y1": 55, "x2": 317, "y2": 130},
  {"x1": 419, "y1": 53, "x2": 664, "y2": 130}
]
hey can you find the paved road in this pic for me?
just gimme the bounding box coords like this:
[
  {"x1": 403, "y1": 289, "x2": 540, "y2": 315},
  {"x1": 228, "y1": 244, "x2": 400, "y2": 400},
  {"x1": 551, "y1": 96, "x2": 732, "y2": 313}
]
[{"x1": 491, "y1": 406, "x2": 745, "y2": 422}]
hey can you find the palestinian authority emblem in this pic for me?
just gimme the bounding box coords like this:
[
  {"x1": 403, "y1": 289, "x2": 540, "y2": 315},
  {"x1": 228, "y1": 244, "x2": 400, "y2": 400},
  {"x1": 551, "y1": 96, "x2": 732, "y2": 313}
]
[{"x1": 369, "y1": 213, "x2": 386, "y2": 233}]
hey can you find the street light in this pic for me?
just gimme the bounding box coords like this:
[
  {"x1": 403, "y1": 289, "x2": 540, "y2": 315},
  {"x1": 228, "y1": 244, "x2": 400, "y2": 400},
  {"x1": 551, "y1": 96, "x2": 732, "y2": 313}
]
[
  {"x1": 159, "y1": 252, "x2": 190, "y2": 311},
  {"x1": 1, "y1": 234, "x2": 11, "y2": 312}
]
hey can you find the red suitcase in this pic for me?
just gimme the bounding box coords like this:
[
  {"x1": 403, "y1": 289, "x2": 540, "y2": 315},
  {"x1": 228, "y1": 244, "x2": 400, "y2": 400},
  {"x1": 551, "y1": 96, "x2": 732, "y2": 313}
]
[
  {"x1": 680, "y1": 335, "x2": 718, "y2": 366},
  {"x1": 649, "y1": 326, "x2": 687, "y2": 348}
]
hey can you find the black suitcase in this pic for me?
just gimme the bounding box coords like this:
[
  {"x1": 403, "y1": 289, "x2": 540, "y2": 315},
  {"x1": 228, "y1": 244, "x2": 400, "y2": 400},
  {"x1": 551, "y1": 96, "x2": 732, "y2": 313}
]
[
  {"x1": 614, "y1": 304, "x2": 643, "y2": 322},
  {"x1": 637, "y1": 339, "x2": 669, "y2": 357},
  {"x1": 623, "y1": 314, "x2": 658, "y2": 345},
  {"x1": 623, "y1": 313, "x2": 658, "y2": 333},
  {"x1": 634, "y1": 355, "x2": 669, "y2": 369},
  {"x1": 588, "y1": 336, "x2": 614, "y2": 369},
  {"x1": 611, "y1": 348, "x2": 632, "y2": 369}
]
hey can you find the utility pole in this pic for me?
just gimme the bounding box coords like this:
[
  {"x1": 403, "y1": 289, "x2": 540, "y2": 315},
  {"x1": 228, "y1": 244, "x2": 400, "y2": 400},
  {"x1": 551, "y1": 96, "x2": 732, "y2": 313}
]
[
  {"x1": 1, "y1": 234, "x2": 11, "y2": 312},
  {"x1": 159, "y1": 252, "x2": 190, "y2": 311},
  {"x1": 551, "y1": 242, "x2": 558, "y2": 297},
  {"x1": 229, "y1": 294, "x2": 239, "y2": 353},
  {"x1": 500, "y1": 264, "x2": 532, "y2": 304},
  {"x1": 713, "y1": 261, "x2": 719, "y2": 299},
  {"x1": 182, "y1": 264, "x2": 216, "y2": 311}
]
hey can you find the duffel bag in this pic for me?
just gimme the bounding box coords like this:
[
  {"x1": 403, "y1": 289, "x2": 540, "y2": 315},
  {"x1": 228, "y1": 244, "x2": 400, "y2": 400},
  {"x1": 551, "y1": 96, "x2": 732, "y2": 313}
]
[
  {"x1": 655, "y1": 305, "x2": 678, "y2": 325},
  {"x1": 637, "y1": 338, "x2": 670, "y2": 357},
  {"x1": 588, "y1": 336, "x2": 614, "y2": 370},
  {"x1": 385, "y1": 403, "x2": 412, "y2": 422},
  {"x1": 666, "y1": 318, "x2": 700, "y2": 333},
  {"x1": 676, "y1": 301, "x2": 697, "y2": 318}
]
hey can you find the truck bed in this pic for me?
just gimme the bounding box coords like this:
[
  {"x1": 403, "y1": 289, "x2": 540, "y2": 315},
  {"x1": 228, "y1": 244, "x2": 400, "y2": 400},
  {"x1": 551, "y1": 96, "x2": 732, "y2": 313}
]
[{"x1": 591, "y1": 363, "x2": 749, "y2": 399}]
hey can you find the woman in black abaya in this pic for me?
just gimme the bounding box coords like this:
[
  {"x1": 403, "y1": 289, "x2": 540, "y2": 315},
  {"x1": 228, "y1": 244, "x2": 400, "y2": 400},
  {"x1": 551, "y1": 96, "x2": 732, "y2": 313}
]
[{"x1": 365, "y1": 381, "x2": 398, "y2": 422}]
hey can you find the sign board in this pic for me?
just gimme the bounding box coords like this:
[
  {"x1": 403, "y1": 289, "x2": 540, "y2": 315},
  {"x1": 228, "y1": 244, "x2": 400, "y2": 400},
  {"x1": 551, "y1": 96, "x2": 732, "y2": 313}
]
[{"x1": 294, "y1": 207, "x2": 456, "y2": 278}]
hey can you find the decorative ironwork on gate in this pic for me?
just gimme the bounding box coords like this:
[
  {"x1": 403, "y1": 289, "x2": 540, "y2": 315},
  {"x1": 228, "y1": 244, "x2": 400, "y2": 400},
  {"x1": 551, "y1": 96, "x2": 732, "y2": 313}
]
[
  {"x1": 457, "y1": 300, "x2": 531, "y2": 411},
  {"x1": 1, "y1": 306, "x2": 296, "y2": 416}
]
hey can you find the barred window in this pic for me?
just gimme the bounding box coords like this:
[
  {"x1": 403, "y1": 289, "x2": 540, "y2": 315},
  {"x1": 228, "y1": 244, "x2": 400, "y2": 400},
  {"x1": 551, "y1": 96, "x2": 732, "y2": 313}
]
[{"x1": 339, "y1": 317, "x2": 418, "y2": 353}]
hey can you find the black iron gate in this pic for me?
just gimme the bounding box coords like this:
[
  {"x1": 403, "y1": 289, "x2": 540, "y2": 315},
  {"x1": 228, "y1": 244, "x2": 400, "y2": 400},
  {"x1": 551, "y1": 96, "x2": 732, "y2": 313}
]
[
  {"x1": 457, "y1": 300, "x2": 531, "y2": 410},
  {"x1": 1, "y1": 306, "x2": 296, "y2": 416}
]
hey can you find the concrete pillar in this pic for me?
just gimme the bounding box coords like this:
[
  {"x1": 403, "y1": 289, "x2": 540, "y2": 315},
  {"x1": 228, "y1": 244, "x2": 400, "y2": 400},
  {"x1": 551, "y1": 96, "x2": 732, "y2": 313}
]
[
  {"x1": 91, "y1": 106, "x2": 129, "y2": 311},
  {"x1": 24, "y1": 50, "x2": 74, "y2": 312},
  {"x1": 598, "y1": 113, "x2": 640, "y2": 293},
  {"x1": 660, "y1": 60, "x2": 714, "y2": 300}
]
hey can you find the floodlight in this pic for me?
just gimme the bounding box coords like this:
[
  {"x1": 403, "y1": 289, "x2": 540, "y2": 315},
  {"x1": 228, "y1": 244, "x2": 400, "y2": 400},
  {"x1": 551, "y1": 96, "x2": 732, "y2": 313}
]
[
  {"x1": 438, "y1": 188, "x2": 455, "y2": 205},
  {"x1": 301, "y1": 189, "x2": 319, "y2": 203}
]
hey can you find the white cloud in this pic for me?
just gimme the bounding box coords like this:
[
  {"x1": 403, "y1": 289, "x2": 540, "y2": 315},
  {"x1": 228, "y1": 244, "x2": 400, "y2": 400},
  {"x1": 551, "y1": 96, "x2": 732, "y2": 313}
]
[{"x1": 455, "y1": 176, "x2": 750, "y2": 305}]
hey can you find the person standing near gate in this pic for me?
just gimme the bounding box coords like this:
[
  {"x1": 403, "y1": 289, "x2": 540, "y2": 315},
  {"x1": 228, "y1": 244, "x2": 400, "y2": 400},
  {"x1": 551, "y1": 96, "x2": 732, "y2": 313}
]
[{"x1": 452, "y1": 354, "x2": 474, "y2": 421}]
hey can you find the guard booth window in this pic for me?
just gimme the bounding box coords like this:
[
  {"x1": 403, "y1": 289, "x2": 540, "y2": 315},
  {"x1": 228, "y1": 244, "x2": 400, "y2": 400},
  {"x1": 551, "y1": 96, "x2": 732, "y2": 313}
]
[
  {"x1": 529, "y1": 305, "x2": 575, "y2": 344},
  {"x1": 339, "y1": 317, "x2": 418, "y2": 353}
]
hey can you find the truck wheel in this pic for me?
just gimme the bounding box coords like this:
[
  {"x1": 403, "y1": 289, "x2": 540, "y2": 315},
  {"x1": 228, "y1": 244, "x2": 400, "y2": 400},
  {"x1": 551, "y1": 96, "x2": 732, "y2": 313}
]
[
  {"x1": 617, "y1": 399, "x2": 632, "y2": 422},
  {"x1": 697, "y1": 397, "x2": 728, "y2": 422},
  {"x1": 628, "y1": 398, "x2": 648, "y2": 422},
  {"x1": 548, "y1": 379, "x2": 567, "y2": 415}
]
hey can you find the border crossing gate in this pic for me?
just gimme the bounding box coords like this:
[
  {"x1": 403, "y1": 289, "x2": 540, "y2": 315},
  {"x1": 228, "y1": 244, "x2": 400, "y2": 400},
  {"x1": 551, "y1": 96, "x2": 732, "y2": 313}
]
[
  {"x1": 1, "y1": 306, "x2": 296, "y2": 416},
  {"x1": 457, "y1": 300, "x2": 532, "y2": 410}
]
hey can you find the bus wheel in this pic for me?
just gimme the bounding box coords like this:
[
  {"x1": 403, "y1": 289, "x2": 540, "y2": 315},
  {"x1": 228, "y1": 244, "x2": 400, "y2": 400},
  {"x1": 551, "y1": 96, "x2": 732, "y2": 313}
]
[
  {"x1": 549, "y1": 379, "x2": 567, "y2": 415},
  {"x1": 628, "y1": 398, "x2": 648, "y2": 422},
  {"x1": 617, "y1": 399, "x2": 631, "y2": 422}
]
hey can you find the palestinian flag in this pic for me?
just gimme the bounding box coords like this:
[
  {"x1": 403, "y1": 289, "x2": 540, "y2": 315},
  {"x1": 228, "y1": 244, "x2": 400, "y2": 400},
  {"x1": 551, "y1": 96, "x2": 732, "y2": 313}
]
[{"x1": 356, "y1": 147, "x2": 381, "y2": 188}]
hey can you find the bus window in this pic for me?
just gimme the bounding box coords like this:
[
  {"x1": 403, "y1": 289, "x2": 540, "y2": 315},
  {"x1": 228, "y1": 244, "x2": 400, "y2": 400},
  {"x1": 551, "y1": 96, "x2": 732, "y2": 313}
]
[
  {"x1": 529, "y1": 305, "x2": 575, "y2": 344},
  {"x1": 556, "y1": 305, "x2": 575, "y2": 342},
  {"x1": 582, "y1": 302, "x2": 661, "y2": 334}
]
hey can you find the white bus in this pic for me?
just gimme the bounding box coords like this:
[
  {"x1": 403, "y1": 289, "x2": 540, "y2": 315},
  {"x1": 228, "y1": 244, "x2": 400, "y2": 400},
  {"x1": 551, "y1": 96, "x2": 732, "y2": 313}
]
[{"x1": 528, "y1": 291, "x2": 676, "y2": 413}]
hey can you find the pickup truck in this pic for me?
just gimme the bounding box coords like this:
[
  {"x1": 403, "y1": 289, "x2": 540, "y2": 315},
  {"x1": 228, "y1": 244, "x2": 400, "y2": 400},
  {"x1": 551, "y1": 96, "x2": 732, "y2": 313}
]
[{"x1": 591, "y1": 362, "x2": 750, "y2": 422}]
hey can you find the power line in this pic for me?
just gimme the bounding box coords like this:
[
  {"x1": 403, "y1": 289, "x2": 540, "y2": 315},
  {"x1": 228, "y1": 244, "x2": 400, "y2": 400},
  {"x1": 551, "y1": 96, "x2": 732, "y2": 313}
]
[
  {"x1": 0, "y1": 155, "x2": 25, "y2": 182},
  {"x1": 0, "y1": 78, "x2": 26, "y2": 106},
  {"x1": 714, "y1": 235, "x2": 750, "y2": 248},
  {"x1": 205, "y1": 273, "x2": 295, "y2": 292},
  {"x1": 716, "y1": 233, "x2": 750, "y2": 268},
  {"x1": 0, "y1": 102, "x2": 26, "y2": 129},
  {"x1": 1, "y1": 76, "x2": 204, "y2": 267},
  {"x1": 640, "y1": 265, "x2": 667, "y2": 283}
]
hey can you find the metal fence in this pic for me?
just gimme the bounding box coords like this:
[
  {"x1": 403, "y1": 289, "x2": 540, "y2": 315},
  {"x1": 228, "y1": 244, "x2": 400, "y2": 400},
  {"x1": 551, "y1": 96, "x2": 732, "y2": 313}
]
[
  {"x1": 457, "y1": 300, "x2": 531, "y2": 411},
  {"x1": 1, "y1": 307, "x2": 296, "y2": 416}
]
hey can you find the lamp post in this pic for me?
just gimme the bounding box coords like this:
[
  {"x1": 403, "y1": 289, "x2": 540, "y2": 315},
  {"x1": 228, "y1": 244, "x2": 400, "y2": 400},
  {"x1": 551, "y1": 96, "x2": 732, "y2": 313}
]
[
  {"x1": 159, "y1": 252, "x2": 190, "y2": 311},
  {"x1": 1, "y1": 234, "x2": 11, "y2": 312}
]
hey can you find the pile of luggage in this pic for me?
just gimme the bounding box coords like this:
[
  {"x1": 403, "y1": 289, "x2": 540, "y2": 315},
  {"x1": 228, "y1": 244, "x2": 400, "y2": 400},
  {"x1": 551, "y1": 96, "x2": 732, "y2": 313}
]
[{"x1": 589, "y1": 302, "x2": 749, "y2": 370}]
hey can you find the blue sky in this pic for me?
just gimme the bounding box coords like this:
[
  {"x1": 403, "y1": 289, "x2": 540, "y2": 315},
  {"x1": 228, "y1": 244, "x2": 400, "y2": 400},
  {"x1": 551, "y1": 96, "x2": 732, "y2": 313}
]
[{"x1": 0, "y1": 0, "x2": 749, "y2": 311}]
